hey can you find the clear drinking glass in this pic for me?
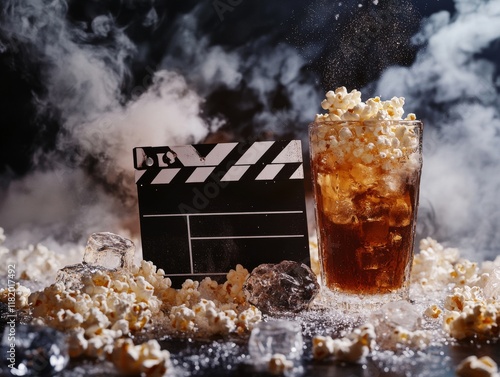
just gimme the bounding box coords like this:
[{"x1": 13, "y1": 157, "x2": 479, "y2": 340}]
[{"x1": 309, "y1": 120, "x2": 423, "y2": 308}]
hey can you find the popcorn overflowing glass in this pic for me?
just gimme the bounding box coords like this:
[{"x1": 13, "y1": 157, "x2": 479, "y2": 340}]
[{"x1": 309, "y1": 87, "x2": 423, "y2": 308}]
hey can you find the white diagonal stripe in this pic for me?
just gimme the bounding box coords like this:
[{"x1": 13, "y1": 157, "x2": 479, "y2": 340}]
[
  {"x1": 220, "y1": 165, "x2": 250, "y2": 181},
  {"x1": 186, "y1": 166, "x2": 216, "y2": 183},
  {"x1": 290, "y1": 164, "x2": 304, "y2": 179},
  {"x1": 170, "y1": 143, "x2": 238, "y2": 167},
  {"x1": 135, "y1": 169, "x2": 146, "y2": 183},
  {"x1": 151, "y1": 168, "x2": 181, "y2": 184},
  {"x1": 272, "y1": 140, "x2": 302, "y2": 163},
  {"x1": 235, "y1": 141, "x2": 274, "y2": 165},
  {"x1": 203, "y1": 143, "x2": 238, "y2": 165},
  {"x1": 255, "y1": 164, "x2": 284, "y2": 180}
]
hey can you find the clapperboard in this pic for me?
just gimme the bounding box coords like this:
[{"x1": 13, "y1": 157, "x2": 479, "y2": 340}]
[{"x1": 134, "y1": 140, "x2": 310, "y2": 287}]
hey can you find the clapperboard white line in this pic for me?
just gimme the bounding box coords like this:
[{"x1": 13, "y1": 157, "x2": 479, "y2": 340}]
[
  {"x1": 142, "y1": 211, "x2": 305, "y2": 276},
  {"x1": 191, "y1": 235, "x2": 305, "y2": 240},
  {"x1": 142, "y1": 210, "x2": 304, "y2": 218},
  {"x1": 185, "y1": 214, "x2": 195, "y2": 275}
]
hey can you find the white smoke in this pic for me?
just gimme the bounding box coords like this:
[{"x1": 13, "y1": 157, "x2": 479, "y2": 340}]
[
  {"x1": 160, "y1": 6, "x2": 321, "y2": 138},
  {"x1": 374, "y1": 0, "x2": 500, "y2": 260},
  {"x1": 0, "y1": 0, "x2": 212, "y2": 247}
]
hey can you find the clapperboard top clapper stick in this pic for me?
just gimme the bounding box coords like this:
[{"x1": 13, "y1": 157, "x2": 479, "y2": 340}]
[{"x1": 134, "y1": 140, "x2": 311, "y2": 287}]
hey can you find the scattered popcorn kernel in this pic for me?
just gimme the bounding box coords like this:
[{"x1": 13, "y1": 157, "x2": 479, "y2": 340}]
[{"x1": 456, "y1": 356, "x2": 499, "y2": 377}]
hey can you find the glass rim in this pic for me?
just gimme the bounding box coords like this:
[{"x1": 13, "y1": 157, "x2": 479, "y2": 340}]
[{"x1": 309, "y1": 119, "x2": 423, "y2": 128}]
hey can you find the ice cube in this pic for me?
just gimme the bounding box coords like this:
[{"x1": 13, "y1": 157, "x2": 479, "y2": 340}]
[
  {"x1": 243, "y1": 261, "x2": 320, "y2": 315},
  {"x1": 248, "y1": 320, "x2": 303, "y2": 367},
  {"x1": 55, "y1": 262, "x2": 108, "y2": 290},
  {"x1": 353, "y1": 192, "x2": 389, "y2": 221},
  {"x1": 83, "y1": 232, "x2": 135, "y2": 270},
  {"x1": 357, "y1": 247, "x2": 379, "y2": 270},
  {"x1": 350, "y1": 163, "x2": 377, "y2": 187},
  {"x1": 330, "y1": 200, "x2": 357, "y2": 225},
  {"x1": 370, "y1": 300, "x2": 421, "y2": 333},
  {"x1": 0, "y1": 324, "x2": 68, "y2": 376},
  {"x1": 483, "y1": 267, "x2": 500, "y2": 299},
  {"x1": 362, "y1": 219, "x2": 389, "y2": 246},
  {"x1": 389, "y1": 196, "x2": 411, "y2": 227}
]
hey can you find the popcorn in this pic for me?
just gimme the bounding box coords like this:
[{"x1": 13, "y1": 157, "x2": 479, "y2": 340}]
[
  {"x1": 313, "y1": 87, "x2": 420, "y2": 174},
  {"x1": 316, "y1": 87, "x2": 415, "y2": 122},
  {"x1": 456, "y1": 356, "x2": 499, "y2": 377},
  {"x1": 442, "y1": 286, "x2": 500, "y2": 340},
  {"x1": 169, "y1": 304, "x2": 196, "y2": 332},
  {"x1": 389, "y1": 326, "x2": 431, "y2": 350},
  {"x1": 424, "y1": 304, "x2": 443, "y2": 319},
  {"x1": 198, "y1": 264, "x2": 249, "y2": 306},
  {"x1": 411, "y1": 237, "x2": 461, "y2": 287},
  {"x1": 28, "y1": 265, "x2": 164, "y2": 358},
  {"x1": 111, "y1": 339, "x2": 170, "y2": 377},
  {"x1": 312, "y1": 323, "x2": 376, "y2": 363},
  {"x1": 268, "y1": 353, "x2": 294, "y2": 375},
  {"x1": 0, "y1": 282, "x2": 31, "y2": 309}
]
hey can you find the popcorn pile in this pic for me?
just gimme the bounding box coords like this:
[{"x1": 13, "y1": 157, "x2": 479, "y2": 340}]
[
  {"x1": 312, "y1": 87, "x2": 420, "y2": 172},
  {"x1": 312, "y1": 323, "x2": 376, "y2": 363},
  {"x1": 412, "y1": 238, "x2": 500, "y2": 341},
  {"x1": 29, "y1": 261, "x2": 165, "y2": 359},
  {"x1": 315, "y1": 86, "x2": 416, "y2": 122},
  {"x1": 0, "y1": 230, "x2": 262, "y2": 377},
  {"x1": 0, "y1": 227, "x2": 80, "y2": 281}
]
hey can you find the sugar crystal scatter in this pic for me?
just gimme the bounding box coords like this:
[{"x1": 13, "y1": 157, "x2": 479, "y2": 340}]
[
  {"x1": 248, "y1": 320, "x2": 303, "y2": 369},
  {"x1": 243, "y1": 260, "x2": 320, "y2": 314},
  {"x1": 0, "y1": 324, "x2": 69, "y2": 376}
]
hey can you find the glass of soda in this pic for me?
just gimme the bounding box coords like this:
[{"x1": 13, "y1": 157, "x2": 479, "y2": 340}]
[{"x1": 309, "y1": 120, "x2": 423, "y2": 309}]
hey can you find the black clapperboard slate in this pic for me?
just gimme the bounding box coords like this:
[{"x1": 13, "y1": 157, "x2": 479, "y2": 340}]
[{"x1": 133, "y1": 140, "x2": 310, "y2": 287}]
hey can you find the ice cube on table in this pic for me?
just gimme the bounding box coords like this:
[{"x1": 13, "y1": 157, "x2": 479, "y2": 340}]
[
  {"x1": 83, "y1": 232, "x2": 135, "y2": 270},
  {"x1": 248, "y1": 320, "x2": 303, "y2": 366},
  {"x1": 0, "y1": 324, "x2": 68, "y2": 376},
  {"x1": 243, "y1": 260, "x2": 320, "y2": 315},
  {"x1": 56, "y1": 232, "x2": 135, "y2": 290}
]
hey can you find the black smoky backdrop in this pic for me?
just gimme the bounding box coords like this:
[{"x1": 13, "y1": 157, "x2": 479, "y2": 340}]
[{"x1": 1, "y1": 0, "x2": 499, "y2": 262}]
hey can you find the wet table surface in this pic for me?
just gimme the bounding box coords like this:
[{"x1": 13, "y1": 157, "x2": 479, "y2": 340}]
[{"x1": 58, "y1": 333, "x2": 500, "y2": 377}]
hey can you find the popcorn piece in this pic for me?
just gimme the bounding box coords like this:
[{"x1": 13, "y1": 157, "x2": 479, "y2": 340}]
[
  {"x1": 443, "y1": 286, "x2": 500, "y2": 340},
  {"x1": 169, "y1": 304, "x2": 196, "y2": 332},
  {"x1": 268, "y1": 353, "x2": 294, "y2": 375},
  {"x1": 456, "y1": 356, "x2": 499, "y2": 377},
  {"x1": 111, "y1": 339, "x2": 170, "y2": 377},
  {"x1": 312, "y1": 323, "x2": 376, "y2": 363},
  {"x1": 389, "y1": 326, "x2": 431, "y2": 349},
  {"x1": 424, "y1": 304, "x2": 443, "y2": 319},
  {"x1": 312, "y1": 335, "x2": 335, "y2": 360},
  {"x1": 0, "y1": 282, "x2": 31, "y2": 309},
  {"x1": 198, "y1": 264, "x2": 250, "y2": 306},
  {"x1": 411, "y1": 237, "x2": 461, "y2": 287}
]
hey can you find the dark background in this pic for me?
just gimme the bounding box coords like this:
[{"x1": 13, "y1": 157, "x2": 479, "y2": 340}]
[{"x1": 1, "y1": 0, "x2": 499, "y2": 262}]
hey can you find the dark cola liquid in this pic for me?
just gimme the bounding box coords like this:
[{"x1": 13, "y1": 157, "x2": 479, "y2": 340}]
[{"x1": 315, "y1": 183, "x2": 419, "y2": 294}]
